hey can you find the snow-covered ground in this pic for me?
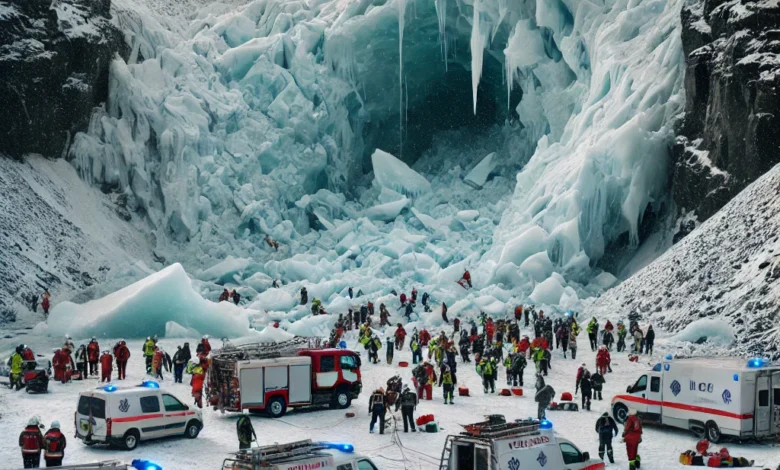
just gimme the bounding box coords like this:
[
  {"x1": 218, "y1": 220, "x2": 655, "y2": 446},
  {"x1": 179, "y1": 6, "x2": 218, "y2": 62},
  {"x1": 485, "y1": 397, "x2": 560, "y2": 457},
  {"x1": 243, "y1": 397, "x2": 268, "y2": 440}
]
[{"x1": 2, "y1": 327, "x2": 778, "y2": 470}]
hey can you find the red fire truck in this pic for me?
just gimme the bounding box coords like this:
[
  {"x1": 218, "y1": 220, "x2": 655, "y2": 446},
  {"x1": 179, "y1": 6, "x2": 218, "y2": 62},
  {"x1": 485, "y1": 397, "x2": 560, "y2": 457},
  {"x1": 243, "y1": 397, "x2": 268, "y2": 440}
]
[{"x1": 207, "y1": 338, "x2": 362, "y2": 418}]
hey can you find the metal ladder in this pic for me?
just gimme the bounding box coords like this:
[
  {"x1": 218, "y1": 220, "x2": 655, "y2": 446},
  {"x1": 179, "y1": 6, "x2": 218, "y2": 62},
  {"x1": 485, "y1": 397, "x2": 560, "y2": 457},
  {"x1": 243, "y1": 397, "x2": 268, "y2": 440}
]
[
  {"x1": 212, "y1": 337, "x2": 321, "y2": 361},
  {"x1": 438, "y1": 436, "x2": 454, "y2": 470},
  {"x1": 249, "y1": 439, "x2": 325, "y2": 464}
]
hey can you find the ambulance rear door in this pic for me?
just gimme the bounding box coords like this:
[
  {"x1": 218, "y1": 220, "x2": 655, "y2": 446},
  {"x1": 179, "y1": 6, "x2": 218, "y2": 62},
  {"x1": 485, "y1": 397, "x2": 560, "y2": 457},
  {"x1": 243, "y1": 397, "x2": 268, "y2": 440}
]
[
  {"x1": 773, "y1": 371, "x2": 780, "y2": 435},
  {"x1": 450, "y1": 440, "x2": 491, "y2": 470},
  {"x1": 755, "y1": 373, "x2": 771, "y2": 436}
]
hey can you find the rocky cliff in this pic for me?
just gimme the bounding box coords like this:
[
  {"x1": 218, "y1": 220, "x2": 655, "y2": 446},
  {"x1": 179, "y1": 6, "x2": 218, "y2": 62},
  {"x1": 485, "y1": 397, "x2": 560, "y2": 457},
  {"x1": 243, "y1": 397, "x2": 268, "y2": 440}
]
[
  {"x1": 672, "y1": 0, "x2": 780, "y2": 229},
  {"x1": 0, "y1": 0, "x2": 126, "y2": 158}
]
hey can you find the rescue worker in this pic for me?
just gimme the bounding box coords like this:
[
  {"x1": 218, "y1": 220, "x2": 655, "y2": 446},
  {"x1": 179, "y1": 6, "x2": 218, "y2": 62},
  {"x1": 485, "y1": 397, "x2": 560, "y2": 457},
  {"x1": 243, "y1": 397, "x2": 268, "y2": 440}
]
[
  {"x1": 311, "y1": 298, "x2": 322, "y2": 316},
  {"x1": 510, "y1": 351, "x2": 527, "y2": 386},
  {"x1": 419, "y1": 328, "x2": 431, "y2": 347},
  {"x1": 115, "y1": 340, "x2": 130, "y2": 380},
  {"x1": 410, "y1": 335, "x2": 422, "y2": 364},
  {"x1": 644, "y1": 325, "x2": 655, "y2": 354},
  {"x1": 300, "y1": 287, "x2": 308, "y2": 305},
  {"x1": 460, "y1": 270, "x2": 472, "y2": 288},
  {"x1": 10, "y1": 346, "x2": 24, "y2": 390},
  {"x1": 395, "y1": 386, "x2": 418, "y2": 432},
  {"x1": 20, "y1": 417, "x2": 44, "y2": 468},
  {"x1": 191, "y1": 358, "x2": 207, "y2": 408},
  {"x1": 236, "y1": 415, "x2": 257, "y2": 450},
  {"x1": 422, "y1": 361, "x2": 436, "y2": 400},
  {"x1": 603, "y1": 328, "x2": 615, "y2": 351},
  {"x1": 63, "y1": 335, "x2": 74, "y2": 354},
  {"x1": 485, "y1": 317, "x2": 495, "y2": 344},
  {"x1": 458, "y1": 330, "x2": 471, "y2": 363},
  {"x1": 504, "y1": 353, "x2": 515, "y2": 386},
  {"x1": 87, "y1": 338, "x2": 99, "y2": 376},
  {"x1": 441, "y1": 302, "x2": 449, "y2": 323},
  {"x1": 152, "y1": 347, "x2": 164, "y2": 379},
  {"x1": 74, "y1": 344, "x2": 88, "y2": 378},
  {"x1": 440, "y1": 364, "x2": 454, "y2": 404},
  {"x1": 143, "y1": 337, "x2": 155, "y2": 374},
  {"x1": 412, "y1": 363, "x2": 427, "y2": 399},
  {"x1": 43, "y1": 421, "x2": 66, "y2": 467},
  {"x1": 369, "y1": 388, "x2": 387, "y2": 434},
  {"x1": 557, "y1": 323, "x2": 570, "y2": 358},
  {"x1": 569, "y1": 329, "x2": 578, "y2": 360},
  {"x1": 379, "y1": 303, "x2": 390, "y2": 327},
  {"x1": 534, "y1": 374, "x2": 555, "y2": 420},
  {"x1": 632, "y1": 327, "x2": 644, "y2": 354},
  {"x1": 404, "y1": 302, "x2": 414, "y2": 320},
  {"x1": 173, "y1": 345, "x2": 186, "y2": 383},
  {"x1": 587, "y1": 317, "x2": 599, "y2": 351},
  {"x1": 395, "y1": 324, "x2": 407, "y2": 350},
  {"x1": 575, "y1": 363, "x2": 588, "y2": 395},
  {"x1": 386, "y1": 337, "x2": 394, "y2": 364},
  {"x1": 591, "y1": 371, "x2": 606, "y2": 400},
  {"x1": 218, "y1": 288, "x2": 230, "y2": 302},
  {"x1": 198, "y1": 336, "x2": 212, "y2": 357},
  {"x1": 596, "y1": 346, "x2": 611, "y2": 375},
  {"x1": 231, "y1": 289, "x2": 241, "y2": 305},
  {"x1": 623, "y1": 409, "x2": 643, "y2": 470},
  {"x1": 100, "y1": 350, "x2": 113, "y2": 383},
  {"x1": 477, "y1": 356, "x2": 495, "y2": 393},
  {"x1": 52, "y1": 348, "x2": 67, "y2": 384},
  {"x1": 421, "y1": 292, "x2": 430, "y2": 312},
  {"x1": 616, "y1": 321, "x2": 627, "y2": 352},
  {"x1": 41, "y1": 290, "x2": 51, "y2": 315},
  {"x1": 595, "y1": 412, "x2": 618, "y2": 463},
  {"x1": 580, "y1": 371, "x2": 593, "y2": 410},
  {"x1": 399, "y1": 292, "x2": 407, "y2": 306},
  {"x1": 367, "y1": 335, "x2": 380, "y2": 364}
]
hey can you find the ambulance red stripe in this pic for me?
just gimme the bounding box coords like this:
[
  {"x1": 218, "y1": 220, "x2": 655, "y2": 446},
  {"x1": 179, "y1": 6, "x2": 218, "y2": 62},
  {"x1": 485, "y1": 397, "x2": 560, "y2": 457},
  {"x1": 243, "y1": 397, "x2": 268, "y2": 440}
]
[
  {"x1": 612, "y1": 395, "x2": 754, "y2": 420},
  {"x1": 112, "y1": 413, "x2": 165, "y2": 423},
  {"x1": 581, "y1": 463, "x2": 606, "y2": 470}
]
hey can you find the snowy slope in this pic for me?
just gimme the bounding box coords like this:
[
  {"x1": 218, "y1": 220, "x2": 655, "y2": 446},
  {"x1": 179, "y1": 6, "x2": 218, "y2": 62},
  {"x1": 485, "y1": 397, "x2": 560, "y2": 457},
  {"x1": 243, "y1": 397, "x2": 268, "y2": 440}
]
[
  {"x1": 589, "y1": 163, "x2": 780, "y2": 359},
  {"x1": 0, "y1": 156, "x2": 155, "y2": 327}
]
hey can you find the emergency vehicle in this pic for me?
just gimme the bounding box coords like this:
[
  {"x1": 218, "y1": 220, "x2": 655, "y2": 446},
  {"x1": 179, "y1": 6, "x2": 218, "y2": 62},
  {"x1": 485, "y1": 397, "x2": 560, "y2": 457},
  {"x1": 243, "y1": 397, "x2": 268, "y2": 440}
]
[
  {"x1": 221, "y1": 439, "x2": 379, "y2": 470},
  {"x1": 440, "y1": 415, "x2": 604, "y2": 470},
  {"x1": 208, "y1": 337, "x2": 362, "y2": 418},
  {"x1": 611, "y1": 356, "x2": 780, "y2": 442},
  {"x1": 75, "y1": 381, "x2": 203, "y2": 450}
]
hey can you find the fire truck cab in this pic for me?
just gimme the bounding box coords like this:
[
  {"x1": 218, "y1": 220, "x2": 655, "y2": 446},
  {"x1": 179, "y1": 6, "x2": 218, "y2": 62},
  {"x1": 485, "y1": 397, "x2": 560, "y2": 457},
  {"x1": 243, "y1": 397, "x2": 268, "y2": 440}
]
[{"x1": 208, "y1": 338, "x2": 362, "y2": 418}]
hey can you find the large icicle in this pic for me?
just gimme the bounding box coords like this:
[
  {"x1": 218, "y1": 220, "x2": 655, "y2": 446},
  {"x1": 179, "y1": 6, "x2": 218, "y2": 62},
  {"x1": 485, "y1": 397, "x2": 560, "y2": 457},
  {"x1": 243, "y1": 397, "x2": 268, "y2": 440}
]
[
  {"x1": 435, "y1": 0, "x2": 448, "y2": 70},
  {"x1": 470, "y1": 0, "x2": 485, "y2": 115},
  {"x1": 398, "y1": 0, "x2": 407, "y2": 158}
]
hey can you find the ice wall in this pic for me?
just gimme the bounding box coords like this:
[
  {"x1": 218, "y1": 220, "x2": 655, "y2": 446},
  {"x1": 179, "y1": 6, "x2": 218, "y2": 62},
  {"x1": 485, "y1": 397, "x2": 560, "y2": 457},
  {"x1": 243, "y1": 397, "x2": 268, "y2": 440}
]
[{"x1": 65, "y1": 0, "x2": 686, "y2": 311}]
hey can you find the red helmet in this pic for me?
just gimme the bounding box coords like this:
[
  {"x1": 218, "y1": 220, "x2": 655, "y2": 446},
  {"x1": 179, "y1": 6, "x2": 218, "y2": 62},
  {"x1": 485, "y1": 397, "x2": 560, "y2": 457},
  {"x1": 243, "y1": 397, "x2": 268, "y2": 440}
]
[{"x1": 695, "y1": 439, "x2": 709, "y2": 454}]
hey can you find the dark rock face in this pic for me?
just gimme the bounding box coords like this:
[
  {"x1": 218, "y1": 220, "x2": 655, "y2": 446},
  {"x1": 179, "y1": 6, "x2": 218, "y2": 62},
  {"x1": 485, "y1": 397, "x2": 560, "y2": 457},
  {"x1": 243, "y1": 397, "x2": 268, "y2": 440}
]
[
  {"x1": 0, "y1": 0, "x2": 126, "y2": 159},
  {"x1": 672, "y1": 0, "x2": 780, "y2": 229}
]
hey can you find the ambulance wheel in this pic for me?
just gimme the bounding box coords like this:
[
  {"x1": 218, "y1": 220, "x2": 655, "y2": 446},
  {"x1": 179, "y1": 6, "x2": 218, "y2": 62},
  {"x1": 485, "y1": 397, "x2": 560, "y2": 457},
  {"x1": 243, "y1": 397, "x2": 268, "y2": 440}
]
[
  {"x1": 705, "y1": 421, "x2": 721, "y2": 443},
  {"x1": 613, "y1": 403, "x2": 628, "y2": 424},
  {"x1": 267, "y1": 397, "x2": 287, "y2": 418},
  {"x1": 122, "y1": 430, "x2": 139, "y2": 451},
  {"x1": 331, "y1": 387, "x2": 351, "y2": 409},
  {"x1": 185, "y1": 420, "x2": 201, "y2": 439}
]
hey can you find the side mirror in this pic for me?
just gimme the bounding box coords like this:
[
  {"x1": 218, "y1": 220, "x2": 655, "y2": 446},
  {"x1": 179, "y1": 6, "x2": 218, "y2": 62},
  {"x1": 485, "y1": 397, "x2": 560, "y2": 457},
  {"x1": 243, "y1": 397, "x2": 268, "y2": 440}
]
[
  {"x1": 626, "y1": 385, "x2": 632, "y2": 393},
  {"x1": 184, "y1": 405, "x2": 190, "y2": 410},
  {"x1": 582, "y1": 452, "x2": 590, "y2": 461}
]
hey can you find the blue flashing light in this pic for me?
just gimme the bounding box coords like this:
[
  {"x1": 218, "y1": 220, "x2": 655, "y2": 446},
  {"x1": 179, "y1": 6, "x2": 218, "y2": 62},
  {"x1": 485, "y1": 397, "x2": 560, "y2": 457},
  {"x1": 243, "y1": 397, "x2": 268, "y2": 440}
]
[
  {"x1": 338, "y1": 340, "x2": 347, "y2": 349},
  {"x1": 664, "y1": 364, "x2": 671, "y2": 371},
  {"x1": 565, "y1": 311, "x2": 572, "y2": 317},
  {"x1": 131, "y1": 459, "x2": 162, "y2": 470},
  {"x1": 733, "y1": 374, "x2": 739, "y2": 382},
  {"x1": 747, "y1": 358, "x2": 764, "y2": 368},
  {"x1": 665, "y1": 354, "x2": 673, "y2": 361},
  {"x1": 652, "y1": 363, "x2": 661, "y2": 372},
  {"x1": 539, "y1": 419, "x2": 553, "y2": 430},
  {"x1": 141, "y1": 380, "x2": 160, "y2": 389},
  {"x1": 321, "y1": 442, "x2": 355, "y2": 453},
  {"x1": 103, "y1": 384, "x2": 117, "y2": 392}
]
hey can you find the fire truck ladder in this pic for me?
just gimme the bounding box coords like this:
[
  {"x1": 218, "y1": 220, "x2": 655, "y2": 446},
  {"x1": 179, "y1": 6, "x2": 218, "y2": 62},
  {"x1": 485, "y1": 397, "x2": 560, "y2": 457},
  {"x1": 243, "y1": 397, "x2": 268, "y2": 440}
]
[
  {"x1": 461, "y1": 417, "x2": 541, "y2": 440},
  {"x1": 439, "y1": 436, "x2": 454, "y2": 470},
  {"x1": 212, "y1": 337, "x2": 322, "y2": 361}
]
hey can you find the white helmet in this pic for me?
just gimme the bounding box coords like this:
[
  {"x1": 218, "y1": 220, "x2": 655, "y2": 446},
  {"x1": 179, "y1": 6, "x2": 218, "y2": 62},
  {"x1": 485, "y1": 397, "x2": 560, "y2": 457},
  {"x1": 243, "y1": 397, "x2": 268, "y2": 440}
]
[
  {"x1": 50, "y1": 421, "x2": 60, "y2": 430},
  {"x1": 203, "y1": 335, "x2": 209, "y2": 339},
  {"x1": 65, "y1": 334, "x2": 72, "y2": 340},
  {"x1": 27, "y1": 417, "x2": 40, "y2": 427}
]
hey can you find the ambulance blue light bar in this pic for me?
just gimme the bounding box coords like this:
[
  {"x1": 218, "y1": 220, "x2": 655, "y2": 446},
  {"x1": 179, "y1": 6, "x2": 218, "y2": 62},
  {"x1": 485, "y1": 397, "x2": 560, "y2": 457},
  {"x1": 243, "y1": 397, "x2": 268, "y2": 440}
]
[
  {"x1": 141, "y1": 380, "x2": 160, "y2": 388},
  {"x1": 539, "y1": 420, "x2": 553, "y2": 430},
  {"x1": 103, "y1": 384, "x2": 117, "y2": 392},
  {"x1": 665, "y1": 354, "x2": 673, "y2": 360},
  {"x1": 319, "y1": 442, "x2": 355, "y2": 453},
  {"x1": 747, "y1": 358, "x2": 766, "y2": 368},
  {"x1": 131, "y1": 459, "x2": 162, "y2": 470}
]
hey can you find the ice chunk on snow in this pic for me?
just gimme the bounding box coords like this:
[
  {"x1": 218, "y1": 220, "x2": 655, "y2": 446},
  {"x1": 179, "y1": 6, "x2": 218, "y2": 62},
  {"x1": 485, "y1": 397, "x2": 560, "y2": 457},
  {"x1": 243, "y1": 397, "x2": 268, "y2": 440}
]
[
  {"x1": 464, "y1": 152, "x2": 496, "y2": 189},
  {"x1": 47, "y1": 264, "x2": 251, "y2": 338},
  {"x1": 362, "y1": 197, "x2": 409, "y2": 221},
  {"x1": 249, "y1": 289, "x2": 297, "y2": 312},
  {"x1": 519, "y1": 251, "x2": 554, "y2": 282},
  {"x1": 456, "y1": 210, "x2": 479, "y2": 222},
  {"x1": 529, "y1": 276, "x2": 565, "y2": 305},
  {"x1": 255, "y1": 325, "x2": 295, "y2": 343},
  {"x1": 371, "y1": 149, "x2": 431, "y2": 197},
  {"x1": 670, "y1": 319, "x2": 734, "y2": 346},
  {"x1": 165, "y1": 321, "x2": 202, "y2": 338},
  {"x1": 497, "y1": 226, "x2": 548, "y2": 267},
  {"x1": 588, "y1": 272, "x2": 618, "y2": 290},
  {"x1": 197, "y1": 256, "x2": 253, "y2": 284}
]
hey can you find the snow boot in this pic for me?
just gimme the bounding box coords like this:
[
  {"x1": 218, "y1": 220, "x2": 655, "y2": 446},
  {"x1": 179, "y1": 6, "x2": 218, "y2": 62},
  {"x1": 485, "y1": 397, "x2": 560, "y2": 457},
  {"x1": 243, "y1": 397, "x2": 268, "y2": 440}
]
[{"x1": 608, "y1": 449, "x2": 614, "y2": 464}]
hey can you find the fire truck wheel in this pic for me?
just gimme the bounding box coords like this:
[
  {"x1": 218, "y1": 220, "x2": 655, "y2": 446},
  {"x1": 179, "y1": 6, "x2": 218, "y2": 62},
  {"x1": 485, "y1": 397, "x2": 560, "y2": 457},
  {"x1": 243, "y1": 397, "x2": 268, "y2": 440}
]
[
  {"x1": 612, "y1": 403, "x2": 628, "y2": 424},
  {"x1": 705, "y1": 421, "x2": 721, "y2": 443},
  {"x1": 331, "y1": 387, "x2": 352, "y2": 409},
  {"x1": 267, "y1": 397, "x2": 287, "y2": 418},
  {"x1": 185, "y1": 420, "x2": 201, "y2": 439},
  {"x1": 122, "y1": 430, "x2": 140, "y2": 451}
]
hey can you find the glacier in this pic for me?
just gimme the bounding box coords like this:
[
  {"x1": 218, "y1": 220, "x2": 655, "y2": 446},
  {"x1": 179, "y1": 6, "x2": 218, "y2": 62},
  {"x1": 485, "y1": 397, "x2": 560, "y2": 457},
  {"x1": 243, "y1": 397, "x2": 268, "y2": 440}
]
[{"x1": 57, "y1": 0, "x2": 686, "y2": 323}]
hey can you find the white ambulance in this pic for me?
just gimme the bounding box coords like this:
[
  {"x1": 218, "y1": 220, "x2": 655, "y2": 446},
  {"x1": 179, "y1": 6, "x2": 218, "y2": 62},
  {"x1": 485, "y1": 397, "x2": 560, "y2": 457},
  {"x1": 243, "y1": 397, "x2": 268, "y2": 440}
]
[
  {"x1": 611, "y1": 356, "x2": 780, "y2": 442},
  {"x1": 75, "y1": 381, "x2": 203, "y2": 450},
  {"x1": 441, "y1": 416, "x2": 604, "y2": 470},
  {"x1": 221, "y1": 440, "x2": 379, "y2": 470}
]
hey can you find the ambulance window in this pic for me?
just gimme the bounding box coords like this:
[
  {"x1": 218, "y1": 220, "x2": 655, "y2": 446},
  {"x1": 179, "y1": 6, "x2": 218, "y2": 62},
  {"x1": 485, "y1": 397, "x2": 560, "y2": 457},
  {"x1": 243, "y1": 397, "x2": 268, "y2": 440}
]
[
  {"x1": 162, "y1": 394, "x2": 186, "y2": 412},
  {"x1": 340, "y1": 355, "x2": 358, "y2": 370},
  {"x1": 560, "y1": 443, "x2": 583, "y2": 464},
  {"x1": 321, "y1": 355, "x2": 335, "y2": 372},
  {"x1": 774, "y1": 389, "x2": 780, "y2": 405},
  {"x1": 475, "y1": 447, "x2": 489, "y2": 469},
  {"x1": 140, "y1": 395, "x2": 160, "y2": 413},
  {"x1": 357, "y1": 460, "x2": 377, "y2": 470},
  {"x1": 78, "y1": 396, "x2": 106, "y2": 419},
  {"x1": 455, "y1": 444, "x2": 474, "y2": 470},
  {"x1": 336, "y1": 464, "x2": 353, "y2": 470},
  {"x1": 651, "y1": 377, "x2": 661, "y2": 392},
  {"x1": 633, "y1": 375, "x2": 647, "y2": 392},
  {"x1": 758, "y1": 390, "x2": 769, "y2": 407}
]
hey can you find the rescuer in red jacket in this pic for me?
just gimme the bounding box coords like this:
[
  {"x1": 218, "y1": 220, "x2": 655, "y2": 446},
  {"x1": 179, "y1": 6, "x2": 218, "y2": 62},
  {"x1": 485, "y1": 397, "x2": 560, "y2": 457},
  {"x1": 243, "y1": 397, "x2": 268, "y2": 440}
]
[{"x1": 19, "y1": 417, "x2": 44, "y2": 468}]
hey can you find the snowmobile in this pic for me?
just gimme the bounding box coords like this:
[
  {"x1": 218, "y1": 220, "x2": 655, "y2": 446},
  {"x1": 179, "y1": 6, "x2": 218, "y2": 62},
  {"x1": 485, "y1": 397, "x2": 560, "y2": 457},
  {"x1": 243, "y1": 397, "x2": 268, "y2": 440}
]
[{"x1": 23, "y1": 359, "x2": 51, "y2": 393}]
